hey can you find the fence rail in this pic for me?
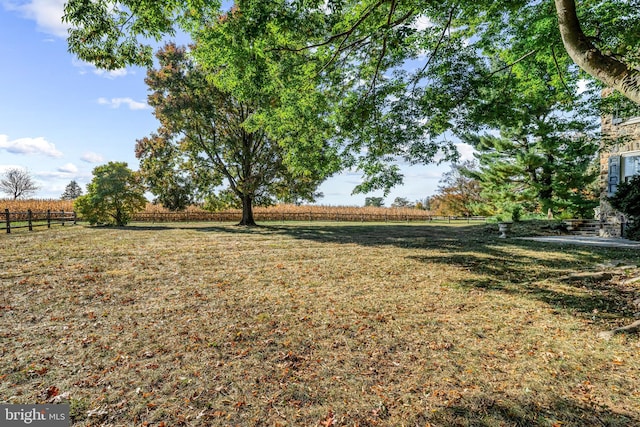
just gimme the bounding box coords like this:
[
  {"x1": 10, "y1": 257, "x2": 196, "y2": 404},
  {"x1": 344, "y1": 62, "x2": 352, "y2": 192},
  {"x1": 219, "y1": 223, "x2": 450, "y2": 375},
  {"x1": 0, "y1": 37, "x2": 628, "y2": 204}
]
[
  {"x1": 132, "y1": 211, "x2": 488, "y2": 223},
  {"x1": 1, "y1": 209, "x2": 76, "y2": 233},
  {"x1": 1, "y1": 209, "x2": 487, "y2": 232}
]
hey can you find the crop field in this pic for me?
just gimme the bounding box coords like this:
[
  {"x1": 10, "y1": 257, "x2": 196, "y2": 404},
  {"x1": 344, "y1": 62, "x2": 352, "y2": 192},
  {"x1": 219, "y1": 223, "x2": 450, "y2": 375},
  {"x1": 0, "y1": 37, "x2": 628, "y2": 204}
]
[
  {"x1": 0, "y1": 200, "x2": 447, "y2": 223},
  {"x1": 1, "y1": 222, "x2": 639, "y2": 426}
]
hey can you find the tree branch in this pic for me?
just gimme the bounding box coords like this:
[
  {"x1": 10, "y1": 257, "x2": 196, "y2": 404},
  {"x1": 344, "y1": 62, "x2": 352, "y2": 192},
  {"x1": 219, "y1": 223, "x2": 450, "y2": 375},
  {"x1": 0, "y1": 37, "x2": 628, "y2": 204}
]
[
  {"x1": 551, "y1": 45, "x2": 571, "y2": 94},
  {"x1": 554, "y1": 0, "x2": 640, "y2": 103},
  {"x1": 412, "y1": 6, "x2": 456, "y2": 91}
]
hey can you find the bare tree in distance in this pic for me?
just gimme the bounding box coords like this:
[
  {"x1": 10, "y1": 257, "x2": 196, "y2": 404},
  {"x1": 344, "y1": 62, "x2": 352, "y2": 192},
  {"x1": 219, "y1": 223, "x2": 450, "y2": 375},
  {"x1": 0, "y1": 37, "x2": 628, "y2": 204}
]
[{"x1": 0, "y1": 168, "x2": 39, "y2": 199}]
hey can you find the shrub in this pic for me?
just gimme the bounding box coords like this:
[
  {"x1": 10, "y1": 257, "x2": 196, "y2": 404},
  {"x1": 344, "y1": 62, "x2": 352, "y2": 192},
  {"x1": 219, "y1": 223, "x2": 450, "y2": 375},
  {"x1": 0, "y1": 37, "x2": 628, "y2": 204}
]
[
  {"x1": 75, "y1": 162, "x2": 146, "y2": 226},
  {"x1": 608, "y1": 175, "x2": 640, "y2": 240}
]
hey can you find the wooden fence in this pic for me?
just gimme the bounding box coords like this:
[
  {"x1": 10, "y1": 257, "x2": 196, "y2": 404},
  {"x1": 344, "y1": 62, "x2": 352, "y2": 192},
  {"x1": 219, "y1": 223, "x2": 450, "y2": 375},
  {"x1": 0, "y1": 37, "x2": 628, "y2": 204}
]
[
  {"x1": 132, "y1": 211, "x2": 488, "y2": 224},
  {"x1": 1, "y1": 209, "x2": 76, "y2": 233},
  {"x1": 1, "y1": 209, "x2": 487, "y2": 232}
]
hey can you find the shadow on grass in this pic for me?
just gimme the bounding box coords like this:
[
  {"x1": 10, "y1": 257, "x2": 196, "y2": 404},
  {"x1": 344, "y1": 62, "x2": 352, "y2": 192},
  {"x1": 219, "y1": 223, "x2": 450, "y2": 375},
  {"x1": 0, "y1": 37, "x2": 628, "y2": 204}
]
[
  {"x1": 256, "y1": 223, "x2": 640, "y2": 323},
  {"x1": 420, "y1": 394, "x2": 637, "y2": 427},
  {"x1": 121, "y1": 222, "x2": 639, "y2": 322}
]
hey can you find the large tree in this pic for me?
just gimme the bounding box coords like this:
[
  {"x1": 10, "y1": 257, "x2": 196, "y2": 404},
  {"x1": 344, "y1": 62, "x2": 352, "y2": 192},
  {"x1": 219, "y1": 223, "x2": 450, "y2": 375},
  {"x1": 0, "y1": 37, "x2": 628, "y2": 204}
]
[
  {"x1": 461, "y1": 31, "x2": 601, "y2": 218},
  {"x1": 554, "y1": 0, "x2": 640, "y2": 103},
  {"x1": 75, "y1": 162, "x2": 147, "y2": 226},
  {"x1": 136, "y1": 44, "x2": 336, "y2": 226},
  {"x1": 0, "y1": 168, "x2": 39, "y2": 199}
]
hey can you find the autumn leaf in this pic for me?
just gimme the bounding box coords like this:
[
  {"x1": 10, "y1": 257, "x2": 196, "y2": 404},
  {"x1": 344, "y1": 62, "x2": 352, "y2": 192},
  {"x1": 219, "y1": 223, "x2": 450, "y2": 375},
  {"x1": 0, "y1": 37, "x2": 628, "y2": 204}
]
[
  {"x1": 320, "y1": 410, "x2": 335, "y2": 427},
  {"x1": 45, "y1": 386, "x2": 60, "y2": 400}
]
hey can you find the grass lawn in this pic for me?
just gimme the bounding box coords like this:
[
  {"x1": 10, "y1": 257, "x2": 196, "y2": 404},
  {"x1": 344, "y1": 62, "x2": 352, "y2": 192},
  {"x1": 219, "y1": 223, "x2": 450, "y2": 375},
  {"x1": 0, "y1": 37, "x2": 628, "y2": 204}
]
[{"x1": 1, "y1": 222, "x2": 639, "y2": 426}]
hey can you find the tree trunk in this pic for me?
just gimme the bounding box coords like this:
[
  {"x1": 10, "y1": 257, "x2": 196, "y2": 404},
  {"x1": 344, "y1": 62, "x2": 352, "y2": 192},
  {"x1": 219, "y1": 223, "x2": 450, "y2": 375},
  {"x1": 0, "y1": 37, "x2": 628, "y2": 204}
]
[
  {"x1": 554, "y1": 0, "x2": 640, "y2": 104},
  {"x1": 238, "y1": 194, "x2": 257, "y2": 226}
]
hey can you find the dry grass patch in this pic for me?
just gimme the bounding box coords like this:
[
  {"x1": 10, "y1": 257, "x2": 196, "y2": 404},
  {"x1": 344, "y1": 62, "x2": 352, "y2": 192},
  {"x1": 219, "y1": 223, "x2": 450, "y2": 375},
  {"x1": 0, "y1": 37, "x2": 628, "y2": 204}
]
[{"x1": 1, "y1": 223, "x2": 639, "y2": 426}]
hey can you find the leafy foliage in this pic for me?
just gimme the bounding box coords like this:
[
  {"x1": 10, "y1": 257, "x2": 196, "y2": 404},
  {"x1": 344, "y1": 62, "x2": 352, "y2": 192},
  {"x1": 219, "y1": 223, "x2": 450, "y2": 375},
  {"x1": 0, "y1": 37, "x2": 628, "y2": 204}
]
[
  {"x1": 136, "y1": 44, "x2": 338, "y2": 226},
  {"x1": 609, "y1": 175, "x2": 640, "y2": 240},
  {"x1": 390, "y1": 197, "x2": 414, "y2": 208},
  {"x1": 63, "y1": 0, "x2": 639, "y2": 201},
  {"x1": 364, "y1": 197, "x2": 385, "y2": 207},
  {"x1": 0, "y1": 168, "x2": 39, "y2": 200},
  {"x1": 61, "y1": 180, "x2": 83, "y2": 200},
  {"x1": 459, "y1": 37, "x2": 601, "y2": 219},
  {"x1": 430, "y1": 161, "x2": 486, "y2": 217},
  {"x1": 74, "y1": 162, "x2": 146, "y2": 226}
]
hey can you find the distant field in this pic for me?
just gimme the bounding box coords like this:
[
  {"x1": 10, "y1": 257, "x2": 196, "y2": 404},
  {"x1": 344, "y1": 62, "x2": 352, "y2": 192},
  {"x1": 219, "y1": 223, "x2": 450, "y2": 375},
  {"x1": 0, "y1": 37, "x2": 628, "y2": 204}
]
[
  {"x1": 1, "y1": 200, "x2": 465, "y2": 224},
  {"x1": 1, "y1": 222, "x2": 639, "y2": 426}
]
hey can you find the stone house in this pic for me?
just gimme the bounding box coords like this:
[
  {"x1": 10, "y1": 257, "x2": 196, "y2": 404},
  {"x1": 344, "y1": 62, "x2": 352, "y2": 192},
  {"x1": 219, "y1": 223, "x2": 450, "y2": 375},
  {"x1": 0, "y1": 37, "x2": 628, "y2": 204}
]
[
  {"x1": 601, "y1": 115, "x2": 640, "y2": 197},
  {"x1": 598, "y1": 98, "x2": 640, "y2": 235}
]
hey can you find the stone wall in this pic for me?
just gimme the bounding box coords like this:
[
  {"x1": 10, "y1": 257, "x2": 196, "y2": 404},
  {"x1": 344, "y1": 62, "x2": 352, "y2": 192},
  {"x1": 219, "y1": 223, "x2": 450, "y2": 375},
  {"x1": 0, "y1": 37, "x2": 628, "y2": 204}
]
[{"x1": 600, "y1": 115, "x2": 640, "y2": 194}]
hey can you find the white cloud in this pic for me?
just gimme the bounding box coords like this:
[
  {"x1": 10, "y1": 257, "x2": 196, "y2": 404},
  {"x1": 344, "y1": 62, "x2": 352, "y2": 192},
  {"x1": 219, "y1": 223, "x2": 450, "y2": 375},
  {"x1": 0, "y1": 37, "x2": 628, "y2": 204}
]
[
  {"x1": 456, "y1": 142, "x2": 476, "y2": 163},
  {"x1": 72, "y1": 59, "x2": 129, "y2": 79},
  {"x1": 406, "y1": 170, "x2": 443, "y2": 180},
  {"x1": 94, "y1": 68, "x2": 129, "y2": 78},
  {"x1": 57, "y1": 163, "x2": 78, "y2": 173},
  {"x1": 81, "y1": 152, "x2": 104, "y2": 163},
  {"x1": 3, "y1": 0, "x2": 69, "y2": 37},
  {"x1": 412, "y1": 15, "x2": 434, "y2": 31},
  {"x1": 97, "y1": 97, "x2": 149, "y2": 110},
  {"x1": 0, "y1": 134, "x2": 63, "y2": 158}
]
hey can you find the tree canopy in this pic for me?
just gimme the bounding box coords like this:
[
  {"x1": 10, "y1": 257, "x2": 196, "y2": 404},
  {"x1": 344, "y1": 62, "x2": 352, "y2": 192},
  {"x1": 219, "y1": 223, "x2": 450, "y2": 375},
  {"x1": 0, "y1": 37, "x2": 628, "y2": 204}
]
[
  {"x1": 63, "y1": 0, "x2": 640, "y2": 102},
  {"x1": 63, "y1": 0, "x2": 639, "y2": 197},
  {"x1": 136, "y1": 44, "x2": 338, "y2": 225},
  {"x1": 75, "y1": 162, "x2": 147, "y2": 226},
  {"x1": 430, "y1": 161, "x2": 485, "y2": 217},
  {"x1": 460, "y1": 37, "x2": 601, "y2": 218}
]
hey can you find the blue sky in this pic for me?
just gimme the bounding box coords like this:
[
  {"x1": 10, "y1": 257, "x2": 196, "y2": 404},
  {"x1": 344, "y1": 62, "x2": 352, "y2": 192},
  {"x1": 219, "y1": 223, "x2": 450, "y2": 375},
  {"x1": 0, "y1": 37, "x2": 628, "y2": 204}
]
[{"x1": 0, "y1": 0, "x2": 473, "y2": 206}]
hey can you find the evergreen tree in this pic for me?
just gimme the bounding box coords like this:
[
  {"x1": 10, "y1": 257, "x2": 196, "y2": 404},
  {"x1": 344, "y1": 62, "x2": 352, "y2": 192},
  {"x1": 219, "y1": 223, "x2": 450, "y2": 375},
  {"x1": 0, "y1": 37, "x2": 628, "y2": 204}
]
[
  {"x1": 460, "y1": 38, "x2": 600, "y2": 218},
  {"x1": 61, "y1": 180, "x2": 83, "y2": 200}
]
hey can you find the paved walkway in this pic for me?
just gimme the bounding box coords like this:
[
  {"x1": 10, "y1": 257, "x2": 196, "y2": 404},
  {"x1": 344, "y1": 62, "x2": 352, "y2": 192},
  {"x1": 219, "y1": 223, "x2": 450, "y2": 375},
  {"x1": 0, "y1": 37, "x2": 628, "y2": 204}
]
[{"x1": 519, "y1": 236, "x2": 640, "y2": 248}]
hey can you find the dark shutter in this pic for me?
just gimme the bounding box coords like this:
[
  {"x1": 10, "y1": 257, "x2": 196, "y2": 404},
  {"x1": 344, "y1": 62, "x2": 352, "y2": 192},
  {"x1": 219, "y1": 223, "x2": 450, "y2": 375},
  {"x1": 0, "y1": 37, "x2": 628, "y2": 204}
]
[{"x1": 608, "y1": 155, "x2": 620, "y2": 197}]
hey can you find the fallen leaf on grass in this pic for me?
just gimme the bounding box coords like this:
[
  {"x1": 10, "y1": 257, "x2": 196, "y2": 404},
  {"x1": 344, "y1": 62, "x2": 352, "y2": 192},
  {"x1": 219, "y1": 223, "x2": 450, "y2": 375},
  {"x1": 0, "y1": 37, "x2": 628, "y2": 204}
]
[
  {"x1": 320, "y1": 410, "x2": 335, "y2": 426},
  {"x1": 45, "y1": 385, "x2": 59, "y2": 399}
]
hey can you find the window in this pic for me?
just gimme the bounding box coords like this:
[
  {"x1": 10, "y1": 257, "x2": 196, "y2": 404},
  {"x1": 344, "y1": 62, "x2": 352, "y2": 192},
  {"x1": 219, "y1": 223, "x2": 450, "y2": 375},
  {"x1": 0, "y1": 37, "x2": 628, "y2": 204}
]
[
  {"x1": 612, "y1": 104, "x2": 640, "y2": 126},
  {"x1": 623, "y1": 154, "x2": 640, "y2": 182},
  {"x1": 609, "y1": 152, "x2": 640, "y2": 196}
]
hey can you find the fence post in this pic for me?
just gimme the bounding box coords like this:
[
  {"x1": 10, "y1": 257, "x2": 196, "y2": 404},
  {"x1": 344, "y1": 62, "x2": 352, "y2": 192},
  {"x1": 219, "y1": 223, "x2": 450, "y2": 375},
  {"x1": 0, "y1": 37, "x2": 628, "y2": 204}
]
[
  {"x1": 61, "y1": 210, "x2": 65, "y2": 226},
  {"x1": 73, "y1": 211, "x2": 77, "y2": 225},
  {"x1": 5, "y1": 209, "x2": 10, "y2": 234},
  {"x1": 28, "y1": 209, "x2": 33, "y2": 231},
  {"x1": 47, "y1": 209, "x2": 51, "y2": 228}
]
